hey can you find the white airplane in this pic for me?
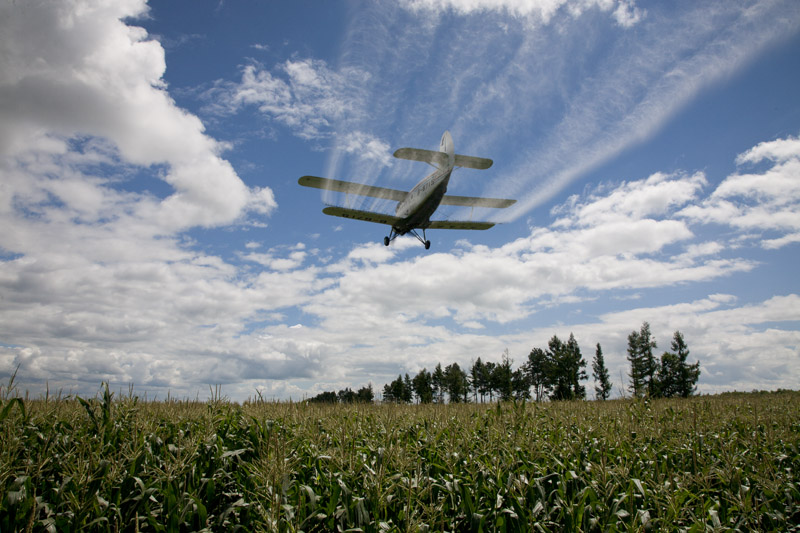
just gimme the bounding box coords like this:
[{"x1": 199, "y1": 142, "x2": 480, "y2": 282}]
[{"x1": 298, "y1": 131, "x2": 515, "y2": 249}]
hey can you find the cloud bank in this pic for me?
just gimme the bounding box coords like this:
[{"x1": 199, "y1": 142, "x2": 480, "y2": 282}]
[{"x1": 2, "y1": 125, "x2": 798, "y2": 398}]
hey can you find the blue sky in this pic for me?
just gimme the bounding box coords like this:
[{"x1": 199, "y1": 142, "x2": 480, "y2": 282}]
[{"x1": 1, "y1": 0, "x2": 799, "y2": 401}]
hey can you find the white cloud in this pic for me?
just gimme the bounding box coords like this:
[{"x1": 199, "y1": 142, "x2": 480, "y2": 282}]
[
  {"x1": 0, "y1": 0, "x2": 275, "y2": 231},
  {"x1": 466, "y1": 1, "x2": 800, "y2": 221},
  {"x1": 336, "y1": 132, "x2": 393, "y2": 167},
  {"x1": 679, "y1": 136, "x2": 800, "y2": 247},
  {"x1": 214, "y1": 59, "x2": 373, "y2": 141},
  {"x1": 1, "y1": 1, "x2": 797, "y2": 401},
  {"x1": 2, "y1": 138, "x2": 797, "y2": 398},
  {"x1": 400, "y1": 0, "x2": 644, "y2": 26}
]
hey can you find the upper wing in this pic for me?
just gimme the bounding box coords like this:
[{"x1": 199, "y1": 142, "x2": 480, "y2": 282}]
[
  {"x1": 322, "y1": 206, "x2": 403, "y2": 226},
  {"x1": 393, "y1": 148, "x2": 493, "y2": 170},
  {"x1": 440, "y1": 195, "x2": 516, "y2": 208},
  {"x1": 299, "y1": 176, "x2": 407, "y2": 202},
  {"x1": 428, "y1": 220, "x2": 495, "y2": 230}
]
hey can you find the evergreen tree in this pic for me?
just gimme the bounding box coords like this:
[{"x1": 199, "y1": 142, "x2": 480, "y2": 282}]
[
  {"x1": 627, "y1": 322, "x2": 658, "y2": 398},
  {"x1": 412, "y1": 368, "x2": 434, "y2": 404},
  {"x1": 470, "y1": 358, "x2": 485, "y2": 402},
  {"x1": 566, "y1": 333, "x2": 588, "y2": 399},
  {"x1": 338, "y1": 387, "x2": 356, "y2": 403},
  {"x1": 444, "y1": 363, "x2": 469, "y2": 403},
  {"x1": 511, "y1": 368, "x2": 531, "y2": 400},
  {"x1": 657, "y1": 331, "x2": 701, "y2": 398},
  {"x1": 658, "y1": 351, "x2": 681, "y2": 398},
  {"x1": 402, "y1": 373, "x2": 414, "y2": 403},
  {"x1": 672, "y1": 331, "x2": 701, "y2": 398},
  {"x1": 383, "y1": 375, "x2": 411, "y2": 403},
  {"x1": 481, "y1": 361, "x2": 496, "y2": 402},
  {"x1": 356, "y1": 384, "x2": 374, "y2": 403},
  {"x1": 592, "y1": 343, "x2": 612, "y2": 400},
  {"x1": 547, "y1": 333, "x2": 587, "y2": 401},
  {"x1": 432, "y1": 363, "x2": 445, "y2": 403},
  {"x1": 525, "y1": 347, "x2": 551, "y2": 401},
  {"x1": 493, "y1": 349, "x2": 514, "y2": 401},
  {"x1": 308, "y1": 390, "x2": 337, "y2": 403}
]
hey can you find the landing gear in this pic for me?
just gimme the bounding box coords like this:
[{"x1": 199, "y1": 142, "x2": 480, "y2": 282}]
[
  {"x1": 383, "y1": 227, "x2": 431, "y2": 249},
  {"x1": 410, "y1": 228, "x2": 431, "y2": 249},
  {"x1": 384, "y1": 227, "x2": 398, "y2": 247}
]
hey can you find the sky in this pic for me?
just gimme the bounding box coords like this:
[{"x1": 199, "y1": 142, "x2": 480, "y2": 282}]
[{"x1": 1, "y1": 0, "x2": 799, "y2": 401}]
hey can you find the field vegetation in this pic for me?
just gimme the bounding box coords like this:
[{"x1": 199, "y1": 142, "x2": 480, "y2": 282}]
[{"x1": 1, "y1": 384, "x2": 798, "y2": 531}]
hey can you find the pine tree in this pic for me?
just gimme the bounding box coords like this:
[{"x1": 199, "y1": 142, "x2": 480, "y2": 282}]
[
  {"x1": 548, "y1": 334, "x2": 587, "y2": 400},
  {"x1": 525, "y1": 347, "x2": 551, "y2": 401},
  {"x1": 627, "y1": 322, "x2": 658, "y2": 398},
  {"x1": 548, "y1": 335, "x2": 570, "y2": 400},
  {"x1": 481, "y1": 361, "x2": 496, "y2": 402},
  {"x1": 444, "y1": 363, "x2": 469, "y2": 403},
  {"x1": 470, "y1": 358, "x2": 485, "y2": 402},
  {"x1": 493, "y1": 349, "x2": 514, "y2": 401},
  {"x1": 412, "y1": 368, "x2": 434, "y2": 404},
  {"x1": 432, "y1": 363, "x2": 445, "y2": 403},
  {"x1": 511, "y1": 368, "x2": 531, "y2": 400},
  {"x1": 592, "y1": 343, "x2": 612, "y2": 400},
  {"x1": 356, "y1": 384, "x2": 374, "y2": 403},
  {"x1": 658, "y1": 331, "x2": 701, "y2": 398},
  {"x1": 566, "y1": 333, "x2": 588, "y2": 399}
]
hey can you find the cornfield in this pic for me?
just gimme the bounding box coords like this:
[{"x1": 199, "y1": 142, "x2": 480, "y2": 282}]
[{"x1": 1, "y1": 385, "x2": 798, "y2": 531}]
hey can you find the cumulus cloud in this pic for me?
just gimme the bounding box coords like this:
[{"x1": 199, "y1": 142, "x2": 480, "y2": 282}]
[
  {"x1": 2, "y1": 136, "x2": 798, "y2": 399},
  {"x1": 679, "y1": 136, "x2": 800, "y2": 248},
  {"x1": 0, "y1": 0, "x2": 275, "y2": 231}
]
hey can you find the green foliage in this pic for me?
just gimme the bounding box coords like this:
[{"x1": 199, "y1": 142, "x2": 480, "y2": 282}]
[
  {"x1": 3, "y1": 387, "x2": 798, "y2": 531},
  {"x1": 593, "y1": 343, "x2": 613, "y2": 401},
  {"x1": 627, "y1": 322, "x2": 658, "y2": 398}
]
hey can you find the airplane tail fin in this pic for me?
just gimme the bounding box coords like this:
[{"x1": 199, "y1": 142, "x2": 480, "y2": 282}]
[{"x1": 393, "y1": 130, "x2": 493, "y2": 170}]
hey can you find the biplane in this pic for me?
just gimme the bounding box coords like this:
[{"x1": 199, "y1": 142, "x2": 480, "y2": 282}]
[{"x1": 298, "y1": 131, "x2": 515, "y2": 249}]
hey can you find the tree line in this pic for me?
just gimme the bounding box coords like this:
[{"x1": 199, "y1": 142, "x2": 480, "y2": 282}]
[
  {"x1": 310, "y1": 322, "x2": 700, "y2": 404},
  {"x1": 307, "y1": 384, "x2": 374, "y2": 404}
]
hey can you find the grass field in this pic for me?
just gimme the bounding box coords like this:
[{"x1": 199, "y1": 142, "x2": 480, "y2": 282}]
[{"x1": 1, "y1": 386, "x2": 798, "y2": 532}]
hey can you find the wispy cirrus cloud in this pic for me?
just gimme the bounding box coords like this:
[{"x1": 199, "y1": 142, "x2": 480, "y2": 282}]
[
  {"x1": 301, "y1": 0, "x2": 800, "y2": 222},
  {"x1": 400, "y1": 0, "x2": 645, "y2": 27},
  {"x1": 209, "y1": 59, "x2": 372, "y2": 141}
]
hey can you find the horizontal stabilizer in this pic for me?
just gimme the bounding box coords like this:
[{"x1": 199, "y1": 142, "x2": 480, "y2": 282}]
[
  {"x1": 299, "y1": 176, "x2": 407, "y2": 202},
  {"x1": 322, "y1": 206, "x2": 402, "y2": 227},
  {"x1": 393, "y1": 148, "x2": 448, "y2": 168},
  {"x1": 393, "y1": 148, "x2": 493, "y2": 170},
  {"x1": 453, "y1": 154, "x2": 493, "y2": 170},
  {"x1": 440, "y1": 195, "x2": 516, "y2": 208},
  {"x1": 428, "y1": 220, "x2": 495, "y2": 230}
]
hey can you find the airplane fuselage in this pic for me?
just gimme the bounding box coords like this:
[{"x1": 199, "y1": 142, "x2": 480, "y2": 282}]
[
  {"x1": 393, "y1": 166, "x2": 453, "y2": 234},
  {"x1": 392, "y1": 130, "x2": 456, "y2": 235}
]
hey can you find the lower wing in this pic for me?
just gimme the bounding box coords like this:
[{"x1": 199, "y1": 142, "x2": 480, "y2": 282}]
[
  {"x1": 322, "y1": 206, "x2": 403, "y2": 226},
  {"x1": 299, "y1": 176, "x2": 407, "y2": 202},
  {"x1": 428, "y1": 220, "x2": 494, "y2": 230},
  {"x1": 440, "y1": 195, "x2": 516, "y2": 208},
  {"x1": 322, "y1": 207, "x2": 494, "y2": 230}
]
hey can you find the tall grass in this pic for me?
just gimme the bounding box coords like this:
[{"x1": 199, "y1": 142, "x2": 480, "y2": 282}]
[{"x1": 1, "y1": 384, "x2": 798, "y2": 531}]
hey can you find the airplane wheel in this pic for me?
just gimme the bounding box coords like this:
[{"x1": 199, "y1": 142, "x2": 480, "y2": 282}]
[
  {"x1": 425, "y1": 240, "x2": 431, "y2": 250},
  {"x1": 384, "y1": 236, "x2": 390, "y2": 246}
]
